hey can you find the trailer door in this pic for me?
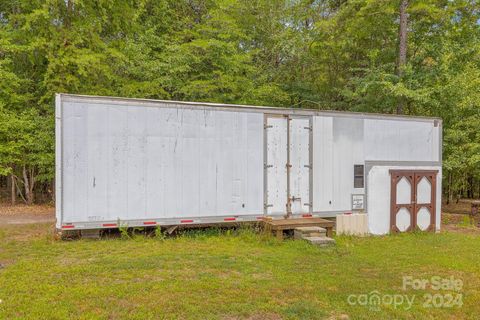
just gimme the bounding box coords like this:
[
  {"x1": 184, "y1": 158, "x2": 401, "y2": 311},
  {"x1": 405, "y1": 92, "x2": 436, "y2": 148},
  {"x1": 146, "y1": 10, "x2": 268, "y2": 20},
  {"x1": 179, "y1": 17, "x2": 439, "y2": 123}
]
[
  {"x1": 265, "y1": 116, "x2": 288, "y2": 215},
  {"x1": 265, "y1": 115, "x2": 311, "y2": 216},
  {"x1": 289, "y1": 117, "x2": 311, "y2": 214}
]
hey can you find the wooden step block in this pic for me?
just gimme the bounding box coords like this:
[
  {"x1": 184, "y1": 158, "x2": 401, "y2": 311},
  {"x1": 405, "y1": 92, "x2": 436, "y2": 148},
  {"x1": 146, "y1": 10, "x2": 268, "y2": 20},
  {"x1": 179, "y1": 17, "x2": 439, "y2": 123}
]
[{"x1": 303, "y1": 236, "x2": 336, "y2": 247}]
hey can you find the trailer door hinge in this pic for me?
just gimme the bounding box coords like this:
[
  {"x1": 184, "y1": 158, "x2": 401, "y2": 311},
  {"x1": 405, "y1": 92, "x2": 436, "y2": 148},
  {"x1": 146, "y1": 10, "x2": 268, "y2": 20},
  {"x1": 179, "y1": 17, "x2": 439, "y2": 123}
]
[
  {"x1": 304, "y1": 203, "x2": 312, "y2": 207},
  {"x1": 264, "y1": 124, "x2": 273, "y2": 129},
  {"x1": 264, "y1": 164, "x2": 273, "y2": 169},
  {"x1": 264, "y1": 204, "x2": 273, "y2": 208},
  {"x1": 304, "y1": 126, "x2": 312, "y2": 131},
  {"x1": 304, "y1": 164, "x2": 312, "y2": 169}
]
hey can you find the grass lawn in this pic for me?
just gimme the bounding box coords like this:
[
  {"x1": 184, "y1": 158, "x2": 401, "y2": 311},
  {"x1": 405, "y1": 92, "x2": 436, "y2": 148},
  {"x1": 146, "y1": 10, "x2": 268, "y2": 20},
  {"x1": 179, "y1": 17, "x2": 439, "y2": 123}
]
[{"x1": 0, "y1": 223, "x2": 479, "y2": 319}]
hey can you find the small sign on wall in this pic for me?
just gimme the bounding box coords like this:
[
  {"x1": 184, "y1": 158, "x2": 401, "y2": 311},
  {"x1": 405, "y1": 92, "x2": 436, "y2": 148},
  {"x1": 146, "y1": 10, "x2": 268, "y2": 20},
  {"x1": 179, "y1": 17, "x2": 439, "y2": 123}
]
[{"x1": 352, "y1": 194, "x2": 365, "y2": 211}]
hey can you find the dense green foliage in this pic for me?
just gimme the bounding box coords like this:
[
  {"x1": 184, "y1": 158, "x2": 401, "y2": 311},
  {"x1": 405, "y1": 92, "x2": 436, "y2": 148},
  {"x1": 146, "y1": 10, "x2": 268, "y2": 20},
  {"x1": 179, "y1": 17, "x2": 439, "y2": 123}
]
[{"x1": 0, "y1": 0, "x2": 479, "y2": 203}]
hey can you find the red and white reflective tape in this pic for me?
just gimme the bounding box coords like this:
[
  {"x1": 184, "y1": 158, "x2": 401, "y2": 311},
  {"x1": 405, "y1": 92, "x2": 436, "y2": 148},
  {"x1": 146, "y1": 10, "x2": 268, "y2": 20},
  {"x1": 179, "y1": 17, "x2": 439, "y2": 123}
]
[
  {"x1": 224, "y1": 217, "x2": 236, "y2": 221},
  {"x1": 180, "y1": 219, "x2": 194, "y2": 223},
  {"x1": 61, "y1": 225, "x2": 75, "y2": 229},
  {"x1": 302, "y1": 214, "x2": 312, "y2": 218},
  {"x1": 102, "y1": 223, "x2": 117, "y2": 227},
  {"x1": 143, "y1": 221, "x2": 157, "y2": 225}
]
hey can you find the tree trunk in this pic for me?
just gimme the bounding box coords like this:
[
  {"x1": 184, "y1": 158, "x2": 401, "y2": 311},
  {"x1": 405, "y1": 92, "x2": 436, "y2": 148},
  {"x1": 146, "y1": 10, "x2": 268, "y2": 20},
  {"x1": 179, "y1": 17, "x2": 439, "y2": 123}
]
[
  {"x1": 51, "y1": 178, "x2": 55, "y2": 203},
  {"x1": 10, "y1": 174, "x2": 16, "y2": 205},
  {"x1": 446, "y1": 173, "x2": 449, "y2": 205},
  {"x1": 467, "y1": 176, "x2": 471, "y2": 198},
  {"x1": 477, "y1": 180, "x2": 480, "y2": 198},
  {"x1": 468, "y1": 175, "x2": 474, "y2": 198},
  {"x1": 22, "y1": 165, "x2": 34, "y2": 205},
  {"x1": 447, "y1": 172, "x2": 452, "y2": 205},
  {"x1": 396, "y1": 0, "x2": 408, "y2": 115}
]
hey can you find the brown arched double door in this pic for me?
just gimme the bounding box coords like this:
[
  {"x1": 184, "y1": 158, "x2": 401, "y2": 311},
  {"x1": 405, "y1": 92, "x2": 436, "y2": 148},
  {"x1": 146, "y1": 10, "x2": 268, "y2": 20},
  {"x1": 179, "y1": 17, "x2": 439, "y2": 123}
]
[{"x1": 390, "y1": 170, "x2": 438, "y2": 233}]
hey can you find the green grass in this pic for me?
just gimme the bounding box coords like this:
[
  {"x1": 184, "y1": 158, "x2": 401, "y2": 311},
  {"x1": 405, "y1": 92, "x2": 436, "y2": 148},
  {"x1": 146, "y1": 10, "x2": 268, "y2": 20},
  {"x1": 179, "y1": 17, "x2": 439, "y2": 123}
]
[{"x1": 0, "y1": 224, "x2": 479, "y2": 319}]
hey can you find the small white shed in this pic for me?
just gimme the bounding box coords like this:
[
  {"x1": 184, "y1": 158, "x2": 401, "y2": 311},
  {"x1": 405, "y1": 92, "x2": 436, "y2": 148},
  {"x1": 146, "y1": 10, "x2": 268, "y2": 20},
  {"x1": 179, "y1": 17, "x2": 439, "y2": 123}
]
[{"x1": 55, "y1": 94, "x2": 442, "y2": 235}]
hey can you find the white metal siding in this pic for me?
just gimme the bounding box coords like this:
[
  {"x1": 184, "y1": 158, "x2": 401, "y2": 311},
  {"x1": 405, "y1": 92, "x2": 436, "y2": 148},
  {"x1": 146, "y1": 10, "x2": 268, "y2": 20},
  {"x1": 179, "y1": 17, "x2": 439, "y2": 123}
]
[
  {"x1": 57, "y1": 94, "x2": 442, "y2": 233},
  {"x1": 55, "y1": 95, "x2": 62, "y2": 228},
  {"x1": 312, "y1": 116, "x2": 333, "y2": 212},
  {"x1": 61, "y1": 101, "x2": 264, "y2": 224},
  {"x1": 313, "y1": 116, "x2": 439, "y2": 214},
  {"x1": 364, "y1": 119, "x2": 440, "y2": 162},
  {"x1": 332, "y1": 118, "x2": 365, "y2": 211},
  {"x1": 312, "y1": 117, "x2": 364, "y2": 212}
]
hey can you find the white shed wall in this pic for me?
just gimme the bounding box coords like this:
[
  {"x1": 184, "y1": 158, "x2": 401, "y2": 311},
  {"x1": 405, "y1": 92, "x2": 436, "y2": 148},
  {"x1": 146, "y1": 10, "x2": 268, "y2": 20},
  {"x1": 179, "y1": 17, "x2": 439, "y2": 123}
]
[{"x1": 367, "y1": 165, "x2": 442, "y2": 235}]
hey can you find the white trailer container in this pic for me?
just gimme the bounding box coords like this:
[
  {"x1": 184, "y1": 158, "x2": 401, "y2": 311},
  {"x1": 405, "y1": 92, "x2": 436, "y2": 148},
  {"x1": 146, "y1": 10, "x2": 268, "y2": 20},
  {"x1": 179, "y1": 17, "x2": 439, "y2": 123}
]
[{"x1": 56, "y1": 94, "x2": 442, "y2": 235}]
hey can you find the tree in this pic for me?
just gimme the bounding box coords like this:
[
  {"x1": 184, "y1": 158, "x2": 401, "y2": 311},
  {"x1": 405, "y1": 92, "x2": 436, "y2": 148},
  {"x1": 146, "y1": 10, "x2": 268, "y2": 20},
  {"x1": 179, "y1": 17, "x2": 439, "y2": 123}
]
[
  {"x1": 397, "y1": 0, "x2": 408, "y2": 114},
  {"x1": 0, "y1": 0, "x2": 479, "y2": 204}
]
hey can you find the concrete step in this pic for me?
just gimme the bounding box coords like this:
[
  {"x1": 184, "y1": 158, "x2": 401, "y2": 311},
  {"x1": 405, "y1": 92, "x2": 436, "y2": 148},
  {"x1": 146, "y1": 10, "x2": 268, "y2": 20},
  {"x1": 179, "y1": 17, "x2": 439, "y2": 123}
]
[
  {"x1": 303, "y1": 236, "x2": 336, "y2": 247},
  {"x1": 294, "y1": 226, "x2": 326, "y2": 239}
]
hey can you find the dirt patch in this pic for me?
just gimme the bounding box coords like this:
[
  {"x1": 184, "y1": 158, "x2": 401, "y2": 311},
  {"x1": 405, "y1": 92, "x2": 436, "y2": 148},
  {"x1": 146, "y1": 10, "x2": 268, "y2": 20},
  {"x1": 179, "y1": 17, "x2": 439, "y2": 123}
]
[
  {"x1": 442, "y1": 199, "x2": 477, "y2": 215},
  {"x1": 0, "y1": 204, "x2": 54, "y2": 216},
  {"x1": 440, "y1": 199, "x2": 480, "y2": 235},
  {"x1": 441, "y1": 212, "x2": 479, "y2": 235},
  {"x1": 0, "y1": 204, "x2": 55, "y2": 226}
]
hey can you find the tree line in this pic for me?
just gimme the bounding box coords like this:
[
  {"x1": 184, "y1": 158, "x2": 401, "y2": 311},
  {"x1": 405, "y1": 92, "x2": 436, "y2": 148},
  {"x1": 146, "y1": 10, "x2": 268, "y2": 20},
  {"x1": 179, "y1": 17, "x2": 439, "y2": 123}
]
[{"x1": 0, "y1": 0, "x2": 479, "y2": 205}]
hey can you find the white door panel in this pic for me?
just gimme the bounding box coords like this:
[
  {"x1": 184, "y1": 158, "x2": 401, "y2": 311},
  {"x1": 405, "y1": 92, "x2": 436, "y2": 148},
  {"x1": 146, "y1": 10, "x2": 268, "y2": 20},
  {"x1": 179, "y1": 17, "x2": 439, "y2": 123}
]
[
  {"x1": 265, "y1": 116, "x2": 311, "y2": 216},
  {"x1": 290, "y1": 118, "x2": 310, "y2": 214},
  {"x1": 266, "y1": 117, "x2": 288, "y2": 215}
]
